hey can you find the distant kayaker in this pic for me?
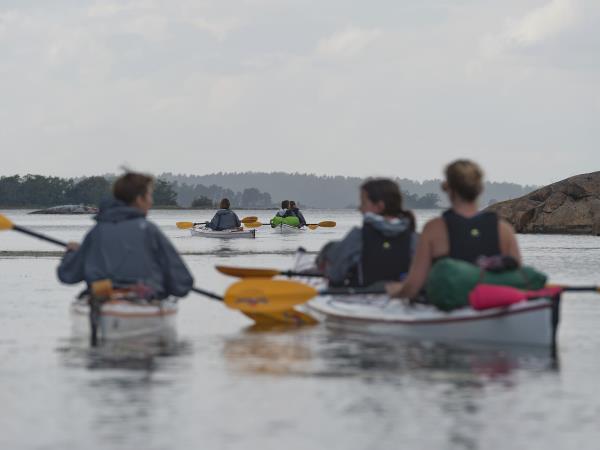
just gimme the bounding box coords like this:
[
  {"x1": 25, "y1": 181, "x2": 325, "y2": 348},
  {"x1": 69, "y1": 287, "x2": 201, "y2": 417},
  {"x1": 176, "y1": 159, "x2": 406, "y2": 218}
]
[
  {"x1": 57, "y1": 171, "x2": 194, "y2": 299},
  {"x1": 318, "y1": 178, "x2": 417, "y2": 287},
  {"x1": 275, "y1": 200, "x2": 293, "y2": 217},
  {"x1": 207, "y1": 198, "x2": 242, "y2": 231},
  {"x1": 289, "y1": 201, "x2": 307, "y2": 227},
  {"x1": 386, "y1": 159, "x2": 522, "y2": 299}
]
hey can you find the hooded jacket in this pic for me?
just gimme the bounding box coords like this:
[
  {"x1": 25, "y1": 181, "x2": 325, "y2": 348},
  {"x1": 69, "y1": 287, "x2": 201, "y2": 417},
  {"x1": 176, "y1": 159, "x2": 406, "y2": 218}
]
[
  {"x1": 57, "y1": 199, "x2": 194, "y2": 298},
  {"x1": 323, "y1": 212, "x2": 418, "y2": 285},
  {"x1": 207, "y1": 209, "x2": 241, "y2": 231}
]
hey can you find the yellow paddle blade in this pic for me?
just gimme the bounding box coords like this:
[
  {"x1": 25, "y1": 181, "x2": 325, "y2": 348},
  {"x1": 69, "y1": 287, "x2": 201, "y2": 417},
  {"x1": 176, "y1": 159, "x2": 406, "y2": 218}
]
[
  {"x1": 224, "y1": 279, "x2": 318, "y2": 313},
  {"x1": 241, "y1": 216, "x2": 258, "y2": 224},
  {"x1": 91, "y1": 279, "x2": 113, "y2": 297},
  {"x1": 176, "y1": 221, "x2": 194, "y2": 229},
  {"x1": 244, "y1": 310, "x2": 319, "y2": 327},
  {"x1": 216, "y1": 265, "x2": 280, "y2": 278},
  {"x1": 243, "y1": 221, "x2": 263, "y2": 228},
  {"x1": 0, "y1": 214, "x2": 15, "y2": 231},
  {"x1": 307, "y1": 224, "x2": 318, "y2": 230},
  {"x1": 317, "y1": 221, "x2": 336, "y2": 227}
]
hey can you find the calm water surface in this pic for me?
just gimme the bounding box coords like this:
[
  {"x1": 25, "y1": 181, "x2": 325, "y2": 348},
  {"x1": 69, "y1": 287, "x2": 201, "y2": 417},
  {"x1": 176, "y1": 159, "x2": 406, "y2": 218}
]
[{"x1": 1, "y1": 209, "x2": 599, "y2": 450}]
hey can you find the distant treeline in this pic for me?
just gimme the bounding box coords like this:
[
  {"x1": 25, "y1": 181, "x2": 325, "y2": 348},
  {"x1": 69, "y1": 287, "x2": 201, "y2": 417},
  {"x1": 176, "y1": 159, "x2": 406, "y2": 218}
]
[
  {"x1": 0, "y1": 175, "x2": 178, "y2": 207},
  {"x1": 160, "y1": 172, "x2": 537, "y2": 208},
  {"x1": 0, "y1": 174, "x2": 273, "y2": 209}
]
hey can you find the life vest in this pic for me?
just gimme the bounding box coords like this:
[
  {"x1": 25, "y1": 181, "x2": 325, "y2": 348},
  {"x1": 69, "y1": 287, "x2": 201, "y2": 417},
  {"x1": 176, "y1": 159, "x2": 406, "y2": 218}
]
[
  {"x1": 442, "y1": 210, "x2": 500, "y2": 264},
  {"x1": 347, "y1": 222, "x2": 412, "y2": 287}
]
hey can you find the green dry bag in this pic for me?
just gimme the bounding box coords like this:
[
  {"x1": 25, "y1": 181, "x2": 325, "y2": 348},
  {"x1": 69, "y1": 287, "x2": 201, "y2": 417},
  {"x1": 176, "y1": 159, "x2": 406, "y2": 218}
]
[
  {"x1": 425, "y1": 258, "x2": 548, "y2": 311},
  {"x1": 270, "y1": 216, "x2": 300, "y2": 227}
]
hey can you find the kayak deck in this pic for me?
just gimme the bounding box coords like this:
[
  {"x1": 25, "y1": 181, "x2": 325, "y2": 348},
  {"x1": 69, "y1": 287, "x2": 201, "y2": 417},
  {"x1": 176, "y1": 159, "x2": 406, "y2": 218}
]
[
  {"x1": 306, "y1": 295, "x2": 556, "y2": 346},
  {"x1": 191, "y1": 226, "x2": 256, "y2": 238}
]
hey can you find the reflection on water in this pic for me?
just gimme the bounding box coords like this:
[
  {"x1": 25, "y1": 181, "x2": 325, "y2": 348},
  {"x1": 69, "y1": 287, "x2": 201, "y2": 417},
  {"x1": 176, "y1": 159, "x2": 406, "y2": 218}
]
[
  {"x1": 224, "y1": 325, "x2": 557, "y2": 382},
  {"x1": 58, "y1": 333, "x2": 188, "y2": 371}
]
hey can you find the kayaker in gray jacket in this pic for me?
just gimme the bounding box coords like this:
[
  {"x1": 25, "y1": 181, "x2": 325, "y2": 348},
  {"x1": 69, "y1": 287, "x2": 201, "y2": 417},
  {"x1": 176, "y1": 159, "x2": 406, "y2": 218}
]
[
  {"x1": 207, "y1": 198, "x2": 241, "y2": 231},
  {"x1": 57, "y1": 172, "x2": 194, "y2": 299},
  {"x1": 318, "y1": 179, "x2": 418, "y2": 287}
]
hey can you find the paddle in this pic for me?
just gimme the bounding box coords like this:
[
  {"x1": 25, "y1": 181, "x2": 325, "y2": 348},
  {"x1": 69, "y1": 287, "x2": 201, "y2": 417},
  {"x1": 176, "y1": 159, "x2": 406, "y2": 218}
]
[
  {"x1": 0, "y1": 214, "x2": 68, "y2": 247},
  {"x1": 176, "y1": 216, "x2": 258, "y2": 229},
  {"x1": 216, "y1": 265, "x2": 323, "y2": 279},
  {"x1": 469, "y1": 284, "x2": 600, "y2": 310},
  {"x1": 244, "y1": 220, "x2": 336, "y2": 230},
  {"x1": 0, "y1": 214, "x2": 320, "y2": 317}
]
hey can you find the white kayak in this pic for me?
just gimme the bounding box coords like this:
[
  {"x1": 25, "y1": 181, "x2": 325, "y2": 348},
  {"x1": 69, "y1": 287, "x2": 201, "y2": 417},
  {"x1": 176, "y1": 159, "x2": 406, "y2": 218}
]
[
  {"x1": 71, "y1": 297, "x2": 178, "y2": 341},
  {"x1": 191, "y1": 226, "x2": 256, "y2": 239},
  {"x1": 271, "y1": 224, "x2": 305, "y2": 234},
  {"x1": 292, "y1": 251, "x2": 558, "y2": 347},
  {"x1": 305, "y1": 295, "x2": 557, "y2": 347}
]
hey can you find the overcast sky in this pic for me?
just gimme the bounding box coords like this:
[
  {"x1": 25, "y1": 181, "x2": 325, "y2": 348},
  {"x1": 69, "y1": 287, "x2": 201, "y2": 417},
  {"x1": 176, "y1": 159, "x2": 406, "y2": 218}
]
[{"x1": 0, "y1": 0, "x2": 598, "y2": 184}]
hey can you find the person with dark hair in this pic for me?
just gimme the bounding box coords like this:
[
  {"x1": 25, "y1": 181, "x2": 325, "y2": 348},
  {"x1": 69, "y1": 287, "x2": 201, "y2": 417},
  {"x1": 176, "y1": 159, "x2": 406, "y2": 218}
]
[
  {"x1": 57, "y1": 172, "x2": 194, "y2": 299},
  {"x1": 289, "y1": 200, "x2": 307, "y2": 227},
  {"x1": 207, "y1": 198, "x2": 242, "y2": 231},
  {"x1": 386, "y1": 159, "x2": 521, "y2": 299},
  {"x1": 318, "y1": 178, "x2": 417, "y2": 287},
  {"x1": 275, "y1": 200, "x2": 292, "y2": 217}
]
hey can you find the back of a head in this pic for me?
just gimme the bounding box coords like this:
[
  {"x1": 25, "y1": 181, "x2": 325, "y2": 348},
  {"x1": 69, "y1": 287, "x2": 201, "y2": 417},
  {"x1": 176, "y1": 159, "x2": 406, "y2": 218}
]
[
  {"x1": 361, "y1": 178, "x2": 415, "y2": 229},
  {"x1": 290, "y1": 201, "x2": 296, "y2": 209},
  {"x1": 281, "y1": 200, "x2": 290, "y2": 209},
  {"x1": 220, "y1": 198, "x2": 230, "y2": 209},
  {"x1": 113, "y1": 172, "x2": 154, "y2": 205},
  {"x1": 444, "y1": 160, "x2": 483, "y2": 202}
]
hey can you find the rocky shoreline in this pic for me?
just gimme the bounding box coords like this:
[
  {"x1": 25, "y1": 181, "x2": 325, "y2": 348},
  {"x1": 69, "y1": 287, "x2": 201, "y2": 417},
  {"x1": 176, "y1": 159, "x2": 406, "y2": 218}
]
[{"x1": 487, "y1": 172, "x2": 600, "y2": 235}]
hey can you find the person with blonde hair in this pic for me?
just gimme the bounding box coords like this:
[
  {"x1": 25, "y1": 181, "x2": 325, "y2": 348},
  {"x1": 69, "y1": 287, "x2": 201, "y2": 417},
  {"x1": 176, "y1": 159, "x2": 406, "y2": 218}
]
[{"x1": 386, "y1": 159, "x2": 521, "y2": 299}]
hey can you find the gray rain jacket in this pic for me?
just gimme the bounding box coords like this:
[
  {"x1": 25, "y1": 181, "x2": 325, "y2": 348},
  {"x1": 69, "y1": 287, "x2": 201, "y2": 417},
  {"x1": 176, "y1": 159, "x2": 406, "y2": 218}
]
[
  {"x1": 57, "y1": 199, "x2": 194, "y2": 298},
  {"x1": 207, "y1": 209, "x2": 241, "y2": 230},
  {"x1": 322, "y1": 212, "x2": 418, "y2": 285}
]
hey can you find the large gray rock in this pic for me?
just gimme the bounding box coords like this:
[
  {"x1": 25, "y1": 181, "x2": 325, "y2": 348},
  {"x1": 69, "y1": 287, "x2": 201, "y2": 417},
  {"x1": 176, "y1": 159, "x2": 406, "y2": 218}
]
[
  {"x1": 29, "y1": 204, "x2": 98, "y2": 215},
  {"x1": 487, "y1": 172, "x2": 600, "y2": 235}
]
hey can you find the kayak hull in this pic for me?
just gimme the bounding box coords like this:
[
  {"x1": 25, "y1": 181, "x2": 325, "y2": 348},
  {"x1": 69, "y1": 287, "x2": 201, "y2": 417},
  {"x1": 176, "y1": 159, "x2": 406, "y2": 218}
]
[
  {"x1": 271, "y1": 224, "x2": 304, "y2": 234},
  {"x1": 305, "y1": 296, "x2": 557, "y2": 347},
  {"x1": 191, "y1": 227, "x2": 256, "y2": 239},
  {"x1": 71, "y1": 298, "x2": 178, "y2": 341}
]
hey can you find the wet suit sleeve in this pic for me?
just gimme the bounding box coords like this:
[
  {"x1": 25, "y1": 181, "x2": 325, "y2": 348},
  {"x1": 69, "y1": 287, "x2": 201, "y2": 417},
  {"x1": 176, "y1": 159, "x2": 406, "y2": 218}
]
[
  {"x1": 57, "y1": 231, "x2": 93, "y2": 284},
  {"x1": 153, "y1": 226, "x2": 194, "y2": 297},
  {"x1": 298, "y1": 211, "x2": 307, "y2": 226},
  {"x1": 324, "y1": 228, "x2": 362, "y2": 284}
]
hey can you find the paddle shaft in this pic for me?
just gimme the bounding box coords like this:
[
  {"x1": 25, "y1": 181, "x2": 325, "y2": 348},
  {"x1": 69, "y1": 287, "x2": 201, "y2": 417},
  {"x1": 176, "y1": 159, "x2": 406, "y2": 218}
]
[
  {"x1": 191, "y1": 287, "x2": 223, "y2": 301},
  {"x1": 13, "y1": 225, "x2": 68, "y2": 247}
]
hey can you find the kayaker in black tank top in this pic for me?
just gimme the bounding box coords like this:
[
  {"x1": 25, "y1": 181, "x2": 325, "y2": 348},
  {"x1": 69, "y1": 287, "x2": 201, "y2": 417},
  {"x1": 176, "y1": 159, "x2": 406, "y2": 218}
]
[
  {"x1": 442, "y1": 209, "x2": 500, "y2": 264},
  {"x1": 386, "y1": 160, "x2": 522, "y2": 300},
  {"x1": 319, "y1": 179, "x2": 417, "y2": 287}
]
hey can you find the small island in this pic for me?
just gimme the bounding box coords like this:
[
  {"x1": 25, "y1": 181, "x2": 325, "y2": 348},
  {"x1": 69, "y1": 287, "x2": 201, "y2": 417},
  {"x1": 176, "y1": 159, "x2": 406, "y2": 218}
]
[
  {"x1": 30, "y1": 205, "x2": 99, "y2": 215},
  {"x1": 487, "y1": 171, "x2": 600, "y2": 235}
]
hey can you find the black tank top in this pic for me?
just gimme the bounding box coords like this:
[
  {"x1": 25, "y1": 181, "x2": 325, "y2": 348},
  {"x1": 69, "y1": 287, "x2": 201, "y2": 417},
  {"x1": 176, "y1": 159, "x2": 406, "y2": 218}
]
[
  {"x1": 349, "y1": 222, "x2": 412, "y2": 286},
  {"x1": 442, "y1": 209, "x2": 500, "y2": 264}
]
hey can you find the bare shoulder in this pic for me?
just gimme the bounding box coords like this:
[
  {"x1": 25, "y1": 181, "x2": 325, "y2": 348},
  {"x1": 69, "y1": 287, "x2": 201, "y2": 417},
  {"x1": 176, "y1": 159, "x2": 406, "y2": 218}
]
[
  {"x1": 422, "y1": 217, "x2": 445, "y2": 235},
  {"x1": 498, "y1": 218, "x2": 516, "y2": 235}
]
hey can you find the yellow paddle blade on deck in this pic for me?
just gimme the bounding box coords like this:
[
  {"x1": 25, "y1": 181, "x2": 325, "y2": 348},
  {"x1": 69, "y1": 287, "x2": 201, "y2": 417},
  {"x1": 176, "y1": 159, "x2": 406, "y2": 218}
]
[
  {"x1": 217, "y1": 265, "x2": 280, "y2": 278},
  {"x1": 0, "y1": 214, "x2": 15, "y2": 230},
  {"x1": 241, "y1": 216, "x2": 258, "y2": 224},
  {"x1": 317, "y1": 221, "x2": 336, "y2": 227},
  {"x1": 223, "y1": 279, "x2": 318, "y2": 313},
  {"x1": 243, "y1": 221, "x2": 263, "y2": 228},
  {"x1": 176, "y1": 221, "x2": 194, "y2": 229}
]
